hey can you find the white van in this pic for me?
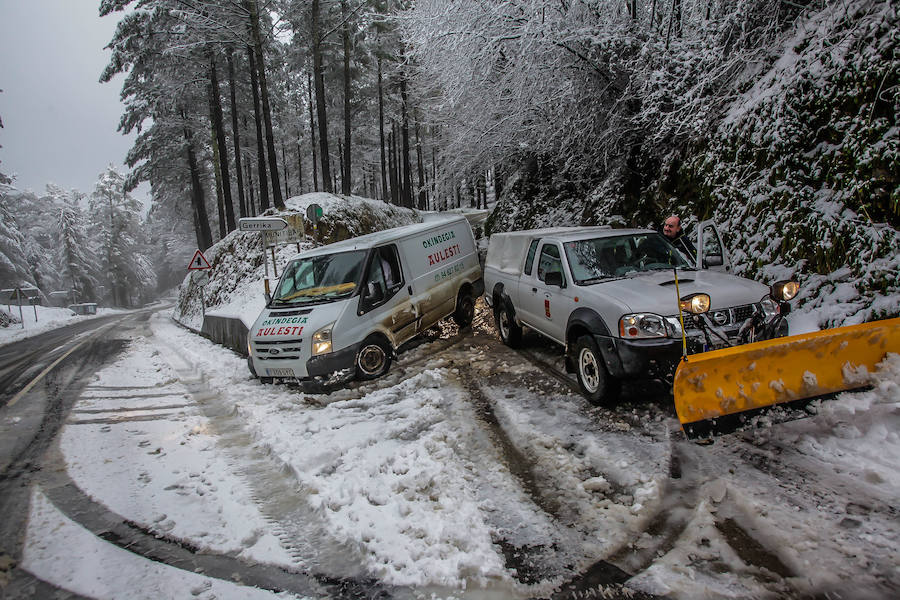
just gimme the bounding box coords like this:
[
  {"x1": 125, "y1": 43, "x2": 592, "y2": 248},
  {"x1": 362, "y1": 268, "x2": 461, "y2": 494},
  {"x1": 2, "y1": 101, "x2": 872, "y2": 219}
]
[{"x1": 247, "y1": 216, "x2": 483, "y2": 383}]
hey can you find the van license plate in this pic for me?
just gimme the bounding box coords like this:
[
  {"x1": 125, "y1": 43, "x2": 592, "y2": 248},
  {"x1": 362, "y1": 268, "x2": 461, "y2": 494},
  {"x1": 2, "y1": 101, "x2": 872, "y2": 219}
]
[{"x1": 266, "y1": 368, "x2": 295, "y2": 377}]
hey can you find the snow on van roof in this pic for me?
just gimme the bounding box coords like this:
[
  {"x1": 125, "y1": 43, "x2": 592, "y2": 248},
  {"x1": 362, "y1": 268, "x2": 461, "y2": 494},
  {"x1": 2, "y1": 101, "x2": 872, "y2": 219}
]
[
  {"x1": 293, "y1": 215, "x2": 467, "y2": 258},
  {"x1": 485, "y1": 226, "x2": 654, "y2": 273}
]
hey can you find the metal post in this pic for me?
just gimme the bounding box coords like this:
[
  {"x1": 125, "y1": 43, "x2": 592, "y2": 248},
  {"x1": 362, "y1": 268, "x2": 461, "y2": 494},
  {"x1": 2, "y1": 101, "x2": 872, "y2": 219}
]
[
  {"x1": 16, "y1": 288, "x2": 24, "y2": 329},
  {"x1": 32, "y1": 298, "x2": 38, "y2": 322},
  {"x1": 262, "y1": 233, "x2": 270, "y2": 295}
]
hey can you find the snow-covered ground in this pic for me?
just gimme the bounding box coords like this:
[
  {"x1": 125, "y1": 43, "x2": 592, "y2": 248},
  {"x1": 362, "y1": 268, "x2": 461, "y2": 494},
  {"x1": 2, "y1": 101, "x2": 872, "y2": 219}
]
[
  {"x1": 15, "y1": 303, "x2": 900, "y2": 599},
  {"x1": 0, "y1": 304, "x2": 123, "y2": 346}
]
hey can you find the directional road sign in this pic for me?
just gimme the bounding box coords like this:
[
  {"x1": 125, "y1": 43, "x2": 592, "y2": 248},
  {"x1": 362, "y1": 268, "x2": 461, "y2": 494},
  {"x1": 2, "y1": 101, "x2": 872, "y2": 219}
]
[{"x1": 239, "y1": 217, "x2": 289, "y2": 231}]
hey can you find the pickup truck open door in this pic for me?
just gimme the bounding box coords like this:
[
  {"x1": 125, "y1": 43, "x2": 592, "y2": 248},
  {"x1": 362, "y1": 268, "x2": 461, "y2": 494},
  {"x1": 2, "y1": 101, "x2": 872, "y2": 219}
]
[{"x1": 694, "y1": 219, "x2": 733, "y2": 273}]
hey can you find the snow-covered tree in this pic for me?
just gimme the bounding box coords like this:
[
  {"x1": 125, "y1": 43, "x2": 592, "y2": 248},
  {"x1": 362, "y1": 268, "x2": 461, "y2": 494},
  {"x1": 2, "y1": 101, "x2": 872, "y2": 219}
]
[
  {"x1": 0, "y1": 186, "x2": 33, "y2": 288},
  {"x1": 56, "y1": 190, "x2": 100, "y2": 303},
  {"x1": 90, "y1": 166, "x2": 156, "y2": 307}
]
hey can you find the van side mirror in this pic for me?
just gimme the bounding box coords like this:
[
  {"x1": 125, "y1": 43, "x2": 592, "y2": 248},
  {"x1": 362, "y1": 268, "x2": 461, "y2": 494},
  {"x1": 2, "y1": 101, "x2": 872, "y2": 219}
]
[
  {"x1": 703, "y1": 254, "x2": 724, "y2": 267},
  {"x1": 264, "y1": 292, "x2": 271, "y2": 304},
  {"x1": 545, "y1": 271, "x2": 564, "y2": 288}
]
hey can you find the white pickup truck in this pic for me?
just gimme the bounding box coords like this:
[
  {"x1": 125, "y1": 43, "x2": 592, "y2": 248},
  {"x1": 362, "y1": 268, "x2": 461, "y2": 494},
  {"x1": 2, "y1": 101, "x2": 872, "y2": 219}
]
[{"x1": 483, "y1": 225, "x2": 795, "y2": 404}]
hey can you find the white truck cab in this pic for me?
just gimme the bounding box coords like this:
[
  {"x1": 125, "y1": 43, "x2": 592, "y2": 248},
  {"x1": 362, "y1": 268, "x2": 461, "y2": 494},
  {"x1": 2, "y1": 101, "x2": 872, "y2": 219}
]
[
  {"x1": 248, "y1": 216, "x2": 483, "y2": 384},
  {"x1": 483, "y1": 226, "x2": 789, "y2": 404}
]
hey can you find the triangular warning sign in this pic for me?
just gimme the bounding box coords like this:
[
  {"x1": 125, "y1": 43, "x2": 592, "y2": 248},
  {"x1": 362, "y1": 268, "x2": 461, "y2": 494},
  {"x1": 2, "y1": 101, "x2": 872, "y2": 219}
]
[{"x1": 188, "y1": 249, "x2": 212, "y2": 270}]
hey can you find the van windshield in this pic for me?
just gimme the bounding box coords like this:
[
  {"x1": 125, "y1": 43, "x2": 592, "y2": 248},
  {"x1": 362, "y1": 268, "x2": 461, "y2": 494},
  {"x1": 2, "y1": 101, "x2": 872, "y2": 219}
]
[
  {"x1": 271, "y1": 250, "x2": 366, "y2": 305},
  {"x1": 564, "y1": 233, "x2": 692, "y2": 284}
]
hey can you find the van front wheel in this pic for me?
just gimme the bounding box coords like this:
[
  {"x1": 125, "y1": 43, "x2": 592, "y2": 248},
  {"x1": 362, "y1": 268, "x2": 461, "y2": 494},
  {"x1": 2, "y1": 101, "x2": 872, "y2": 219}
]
[
  {"x1": 574, "y1": 335, "x2": 620, "y2": 405},
  {"x1": 355, "y1": 337, "x2": 392, "y2": 380}
]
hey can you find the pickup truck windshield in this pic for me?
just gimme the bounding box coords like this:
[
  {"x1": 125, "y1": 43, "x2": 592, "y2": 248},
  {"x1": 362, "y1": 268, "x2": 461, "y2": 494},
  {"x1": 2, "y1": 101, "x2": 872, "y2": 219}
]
[
  {"x1": 564, "y1": 233, "x2": 691, "y2": 284},
  {"x1": 271, "y1": 250, "x2": 366, "y2": 305}
]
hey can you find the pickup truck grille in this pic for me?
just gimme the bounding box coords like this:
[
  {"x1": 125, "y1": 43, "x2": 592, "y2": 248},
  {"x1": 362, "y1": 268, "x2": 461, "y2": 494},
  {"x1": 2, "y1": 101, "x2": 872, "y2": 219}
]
[
  {"x1": 678, "y1": 303, "x2": 758, "y2": 331},
  {"x1": 253, "y1": 339, "x2": 304, "y2": 360}
]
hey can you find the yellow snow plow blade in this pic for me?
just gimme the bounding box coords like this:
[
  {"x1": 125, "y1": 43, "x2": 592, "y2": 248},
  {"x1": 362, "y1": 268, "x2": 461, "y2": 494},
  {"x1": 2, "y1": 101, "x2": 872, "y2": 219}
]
[{"x1": 674, "y1": 317, "x2": 900, "y2": 437}]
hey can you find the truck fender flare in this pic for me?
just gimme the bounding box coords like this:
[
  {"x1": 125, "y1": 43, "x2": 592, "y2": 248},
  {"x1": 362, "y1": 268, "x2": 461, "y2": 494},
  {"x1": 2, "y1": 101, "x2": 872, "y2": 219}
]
[
  {"x1": 491, "y1": 283, "x2": 520, "y2": 321},
  {"x1": 565, "y1": 308, "x2": 623, "y2": 377}
]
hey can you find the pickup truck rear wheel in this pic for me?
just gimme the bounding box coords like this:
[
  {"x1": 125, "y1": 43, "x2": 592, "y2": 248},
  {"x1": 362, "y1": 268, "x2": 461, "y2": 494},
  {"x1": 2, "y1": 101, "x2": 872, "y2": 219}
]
[
  {"x1": 356, "y1": 337, "x2": 392, "y2": 380},
  {"x1": 495, "y1": 302, "x2": 522, "y2": 348},
  {"x1": 574, "y1": 335, "x2": 620, "y2": 405}
]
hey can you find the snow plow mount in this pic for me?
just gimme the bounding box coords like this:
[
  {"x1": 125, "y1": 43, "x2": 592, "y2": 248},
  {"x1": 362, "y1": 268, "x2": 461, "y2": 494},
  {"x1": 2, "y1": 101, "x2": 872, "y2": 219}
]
[{"x1": 673, "y1": 317, "x2": 900, "y2": 439}]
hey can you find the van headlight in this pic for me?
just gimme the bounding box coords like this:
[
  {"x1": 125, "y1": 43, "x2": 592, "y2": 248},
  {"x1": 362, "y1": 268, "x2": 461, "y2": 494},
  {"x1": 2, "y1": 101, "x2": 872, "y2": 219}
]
[
  {"x1": 619, "y1": 313, "x2": 670, "y2": 339},
  {"x1": 312, "y1": 323, "x2": 334, "y2": 356}
]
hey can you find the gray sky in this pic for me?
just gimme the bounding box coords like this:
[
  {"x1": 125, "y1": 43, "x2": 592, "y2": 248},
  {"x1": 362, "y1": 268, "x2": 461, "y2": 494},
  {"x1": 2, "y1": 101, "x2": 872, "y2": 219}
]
[{"x1": 0, "y1": 0, "x2": 148, "y2": 202}]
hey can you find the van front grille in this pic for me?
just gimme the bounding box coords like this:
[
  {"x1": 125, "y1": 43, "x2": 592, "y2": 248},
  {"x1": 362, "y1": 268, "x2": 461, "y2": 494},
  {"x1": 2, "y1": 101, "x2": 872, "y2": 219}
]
[{"x1": 253, "y1": 339, "x2": 304, "y2": 360}]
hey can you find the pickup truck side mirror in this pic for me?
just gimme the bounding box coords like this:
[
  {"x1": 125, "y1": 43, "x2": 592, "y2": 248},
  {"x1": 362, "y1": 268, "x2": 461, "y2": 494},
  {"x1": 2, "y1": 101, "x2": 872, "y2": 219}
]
[{"x1": 544, "y1": 271, "x2": 564, "y2": 288}]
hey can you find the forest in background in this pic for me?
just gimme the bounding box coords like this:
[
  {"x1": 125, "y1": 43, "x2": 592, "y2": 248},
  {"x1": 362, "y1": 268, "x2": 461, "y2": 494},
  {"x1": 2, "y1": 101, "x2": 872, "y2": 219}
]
[{"x1": 1, "y1": 0, "x2": 897, "y2": 322}]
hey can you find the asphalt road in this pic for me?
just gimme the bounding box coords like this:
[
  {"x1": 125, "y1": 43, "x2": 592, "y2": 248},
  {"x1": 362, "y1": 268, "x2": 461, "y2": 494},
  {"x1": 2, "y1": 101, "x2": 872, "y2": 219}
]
[{"x1": 0, "y1": 308, "x2": 159, "y2": 598}]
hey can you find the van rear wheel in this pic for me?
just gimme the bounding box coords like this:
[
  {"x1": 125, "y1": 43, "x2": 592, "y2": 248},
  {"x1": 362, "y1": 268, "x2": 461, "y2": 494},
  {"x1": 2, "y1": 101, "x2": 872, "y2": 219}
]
[
  {"x1": 574, "y1": 335, "x2": 620, "y2": 405},
  {"x1": 453, "y1": 293, "x2": 475, "y2": 328},
  {"x1": 495, "y1": 301, "x2": 522, "y2": 348},
  {"x1": 355, "y1": 337, "x2": 392, "y2": 380}
]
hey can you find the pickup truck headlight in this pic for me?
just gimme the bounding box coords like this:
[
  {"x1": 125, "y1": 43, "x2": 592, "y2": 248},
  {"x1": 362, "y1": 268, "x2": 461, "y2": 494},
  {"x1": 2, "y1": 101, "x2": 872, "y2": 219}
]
[
  {"x1": 312, "y1": 322, "x2": 334, "y2": 356},
  {"x1": 619, "y1": 313, "x2": 670, "y2": 339},
  {"x1": 679, "y1": 293, "x2": 710, "y2": 315},
  {"x1": 771, "y1": 279, "x2": 800, "y2": 301}
]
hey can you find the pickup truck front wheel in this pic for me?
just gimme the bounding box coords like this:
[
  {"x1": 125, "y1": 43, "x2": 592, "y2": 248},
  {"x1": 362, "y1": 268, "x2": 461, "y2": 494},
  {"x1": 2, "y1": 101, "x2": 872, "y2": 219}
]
[
  {"x1": 574, "y1": 335, "x2": 620, "y2": 405},
  {"x1": 495, "y1": 302, "x2": 522, "y2": 348}
]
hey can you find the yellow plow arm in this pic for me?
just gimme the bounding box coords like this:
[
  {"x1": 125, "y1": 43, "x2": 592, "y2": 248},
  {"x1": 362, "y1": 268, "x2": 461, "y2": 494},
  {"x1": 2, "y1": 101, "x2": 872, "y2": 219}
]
[{"x1": 673, "y1": 317, "x2": 900, "y2": 437}]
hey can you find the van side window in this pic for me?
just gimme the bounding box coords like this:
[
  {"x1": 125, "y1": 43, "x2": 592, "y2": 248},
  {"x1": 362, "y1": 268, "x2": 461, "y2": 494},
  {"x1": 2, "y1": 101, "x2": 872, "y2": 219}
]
[
  {"x1": 537, "y1": 243, "x2": 564, "y2": 285},
  {"x1": 523, "y1": 239, "x2": 540, "y2": 276},
  {"x1": 376, "y1": 245, "x2": 402, "y2": 290}
]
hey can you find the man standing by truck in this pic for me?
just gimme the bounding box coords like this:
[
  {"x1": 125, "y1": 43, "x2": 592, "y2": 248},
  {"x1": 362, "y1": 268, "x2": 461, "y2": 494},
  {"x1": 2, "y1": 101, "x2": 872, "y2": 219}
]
[{"x1": 662, "y1": 215, "x2": 696, "y2": 262}]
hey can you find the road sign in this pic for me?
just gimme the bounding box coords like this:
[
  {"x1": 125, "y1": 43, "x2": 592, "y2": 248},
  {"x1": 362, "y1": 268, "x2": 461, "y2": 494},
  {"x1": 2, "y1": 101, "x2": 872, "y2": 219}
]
[
  {"x1": 265, "y1": 213, "x2": 305, "y2": 246},
  {"x1": 306, "y1": 204, "x2": 323, "y2": 225},
  {"x1": 188, "y1": 249, "x2": 212, "y2": 270},
  {"x1": 239, "y1": 217, "x2": 288, "y2": 231}
]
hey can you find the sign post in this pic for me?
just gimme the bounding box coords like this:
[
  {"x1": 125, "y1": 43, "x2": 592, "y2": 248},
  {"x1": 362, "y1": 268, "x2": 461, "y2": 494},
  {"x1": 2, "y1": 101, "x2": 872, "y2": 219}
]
[
  {"x1": 239, "y1": 216, "x2": 306, "y2": 296},
  {"x1": 187, "y1": 250, "x2": 213, "y2": 317}
]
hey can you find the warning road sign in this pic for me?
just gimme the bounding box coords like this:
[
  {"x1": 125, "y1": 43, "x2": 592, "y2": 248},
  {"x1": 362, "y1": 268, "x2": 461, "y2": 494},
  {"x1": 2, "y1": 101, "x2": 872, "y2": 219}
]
[{"x1": 188, "y1": 249, "x2": 212, "y2": 270}]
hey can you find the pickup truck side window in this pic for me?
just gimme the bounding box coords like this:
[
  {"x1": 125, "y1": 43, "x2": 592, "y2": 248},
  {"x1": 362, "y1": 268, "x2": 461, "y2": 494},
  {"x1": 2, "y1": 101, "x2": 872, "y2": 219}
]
[
  {"x1": 523, "y1": 239, "x2": 539, "y2": 276},
  {"x1": 537, "y1": 243, "x2": 565, "y2": 285}
]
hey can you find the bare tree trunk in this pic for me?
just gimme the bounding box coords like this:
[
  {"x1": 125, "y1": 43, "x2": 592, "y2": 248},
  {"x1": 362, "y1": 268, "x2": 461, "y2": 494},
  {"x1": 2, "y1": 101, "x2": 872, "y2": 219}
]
[
  {"x1": 414, "y1": 115, "x2": 426, "y2": 210},
  {"x1": 400, "y1": 73, "x2": 413, "y2": 209},
  {"x1": 312, "y1": 0, "x2": 333, "y2": 193},
  {"x1": 378, "y1": 59, "x2": 388, "y2": 202},
  {"x1": 246, "y1": 160, "x2": 256, "y2": 216},
  {"x1": 210, "y1": 124, "x2": 226, "y2": 240},
  {"x1": 226, "y1": 48, "x2": 247, "y2": 219},
  {"x1": 247, "y1": 0, "x2": 284, "y2": 209},
  {"x1": 341, "y1": 0, "x2": 352, "y2": 195},
  {"x1": 208, "y1": 50, "x2": 235, "y2": 233},
  {"x1": 296, "y1": 141, "x2": 303, "y2": 195},
  {"x1": 281, "y1": 143, "x2": 289, "y2": 199},
  {"x1": 387, "y1": 128, "x2": 397, "y2": 205},
  {"x1": 248, "y1": 44, "x2": 269, "y2": 211},
  {"x1": 182, "y1": 114, "x2": 213, "y2": 250},
  {"x1": 307, "y1": 72, "x2": 319, "y2": 192}
]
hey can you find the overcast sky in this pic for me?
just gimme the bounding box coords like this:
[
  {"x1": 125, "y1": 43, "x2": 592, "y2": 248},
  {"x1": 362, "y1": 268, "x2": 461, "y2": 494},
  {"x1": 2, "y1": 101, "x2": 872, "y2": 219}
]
[{"x1": 0, "y1": 1, "x2": 148, "y2": 202}]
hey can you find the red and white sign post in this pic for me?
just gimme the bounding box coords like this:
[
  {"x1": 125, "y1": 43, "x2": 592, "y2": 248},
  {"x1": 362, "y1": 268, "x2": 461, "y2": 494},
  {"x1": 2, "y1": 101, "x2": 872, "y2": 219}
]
[{"x1": 187, "y1": 250, "x2": 212, "y2": 316}]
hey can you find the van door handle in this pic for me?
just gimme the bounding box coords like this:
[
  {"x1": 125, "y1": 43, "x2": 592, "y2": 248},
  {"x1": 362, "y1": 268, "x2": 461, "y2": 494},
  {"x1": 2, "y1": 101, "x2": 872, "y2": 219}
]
[
  {"x1": 532, "y1": 287, "x2": 537, "y2": 293},
  {"x1": 408, "y1": 286, "x2": 413, "y2": 295}
]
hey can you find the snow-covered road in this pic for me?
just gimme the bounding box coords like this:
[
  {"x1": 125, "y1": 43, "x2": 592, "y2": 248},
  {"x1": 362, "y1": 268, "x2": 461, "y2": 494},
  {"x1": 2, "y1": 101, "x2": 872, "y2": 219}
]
[{"x1": 14, "y1": 307, "x2": 900, "y2": 599}]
